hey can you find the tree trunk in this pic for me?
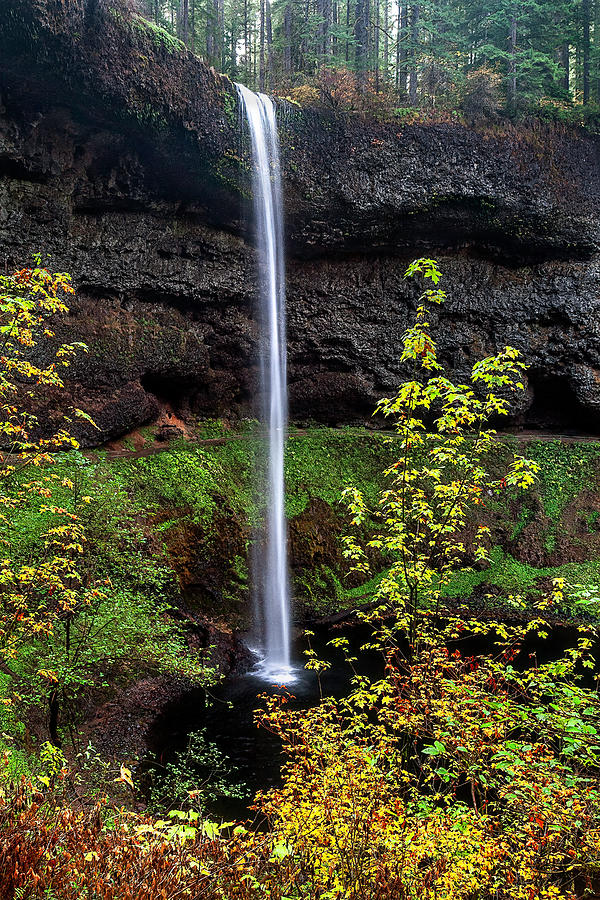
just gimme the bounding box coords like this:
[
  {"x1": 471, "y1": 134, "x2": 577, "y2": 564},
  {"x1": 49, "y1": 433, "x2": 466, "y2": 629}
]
[
  {"x1": 217, "y1": 0, "x2": 224, "y2": 69},
  {"x1": 383, "y1": 0, "x2": 389, "y2": 84},
  {"x1": 374, "y1": 0, "x2": 380, "y2": 91},
  {"x1": 299, "y1": 0, "x2": 310, "y2": 71},
  {"x1": 395, "y1": 3, "x2": 401, "y2": 89},
  {"x1": 207, "y1": 0, "x2": 214, "y2": 60},
  {"x1": 253, "y1": 20, "x2": 258, "y2": 84},
  {"x1": 365, "y1": 0, "x2": 371, "y2": 70},
  {"x1": 181, "y1": 0, "x2": 189, "y2": 47},
  {"x1": 408, "y1": 4, "x2": 419, "y2": 104},
  {"x1": 397, "y1": 4, "x2": 408, "y2": 93},
  {"x1": 323, "y1": 0, "x2": 331, "y2": 59},
  {"x1": 596, "y1": 0, "x2": 600, "y2": 101},
  {"x1": 583, "y1": 0, "x2": 591, "y2": 103},
  {"x1": 346, "y1": 0, "x2": 351, "y2": 63},
  {"x1": 243, "y1": 0, "x2": 250, "y2": 81},
  {"x1": 508, "y1": 8, "x2": 517, "y2": 104},
  {"x1": 266, "y1": 0, "x2": 274, "y2": 88},
  {"x1": 355, "y1": 0, "x2": 368, "y2": 80},
  {"x1": 259, "y1": 0, "x2": 266, "y2": 91},
  {"x1": 230, "y1": 9, "x2": 236, "y2": 78},
  {"x1": 317, "y1": 0, "x2": 325, "y2": 60},
  {"x1": 332, "y1": 0, "x2": 338, "y2": 57},
  {"x1": 284, "y1": 2, "x2": 292, "y2": 74},
  {"x1": 561, "y1": 42, "x2": 570, "y2": 92},
  {"x1": 595, "y1": 0, "x2": 600, "y2": 102}
]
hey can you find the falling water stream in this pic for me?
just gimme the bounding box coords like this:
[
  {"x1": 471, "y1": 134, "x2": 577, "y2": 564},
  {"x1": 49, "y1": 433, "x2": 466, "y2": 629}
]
[
  {"x1": 144, "y1": 94, "x2": 378, "y2": 809},
  {"x1": 235, "y1": 84, "x2": 293, "y2": 681}
]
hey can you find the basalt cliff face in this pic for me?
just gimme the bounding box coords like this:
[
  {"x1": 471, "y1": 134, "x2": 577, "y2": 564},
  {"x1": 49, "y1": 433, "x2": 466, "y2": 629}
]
[{"x1": 1, "y1": 0, "x2": 600, "y2": 443}]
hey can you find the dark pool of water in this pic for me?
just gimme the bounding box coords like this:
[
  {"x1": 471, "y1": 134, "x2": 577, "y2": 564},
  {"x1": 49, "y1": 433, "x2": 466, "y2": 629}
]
[{"x1": 146, "y1": 623, "x2": 383, "y2": 820}]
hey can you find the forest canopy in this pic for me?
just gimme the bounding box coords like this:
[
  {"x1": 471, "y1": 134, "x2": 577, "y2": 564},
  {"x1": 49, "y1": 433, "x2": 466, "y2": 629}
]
[{"x1": 135, "y1": 0, "x2": 600, "y2": 118}]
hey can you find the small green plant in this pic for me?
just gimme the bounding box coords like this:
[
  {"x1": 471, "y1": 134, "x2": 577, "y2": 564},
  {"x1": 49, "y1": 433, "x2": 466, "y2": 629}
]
[{"x1": 148, "y1": 728, "x2": 248, "y2": 811}]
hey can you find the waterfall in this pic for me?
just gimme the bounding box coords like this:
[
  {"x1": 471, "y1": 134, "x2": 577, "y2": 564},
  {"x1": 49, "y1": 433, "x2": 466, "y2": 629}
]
[{"x1": 235, "y1": 84, "x2": 293, "y2": 681}]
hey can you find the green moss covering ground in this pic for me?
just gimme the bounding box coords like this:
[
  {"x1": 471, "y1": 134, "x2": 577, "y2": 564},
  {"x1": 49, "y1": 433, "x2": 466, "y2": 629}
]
[
  {"x1": 436, "y1": 439, "x2": 600, "y2": 620},
  {"x1": 444, "y1": 548, "x2": 600, "y2": 605},
  {"x1": 95, "y1": 424, "x2": 394, "y2": 533},
  {"x1": 4, "y1": 424, "x2": 397, "y2": 640},
  {"x1": 139, "y1": 432, "x2": 600, "y2": 617},
  {"x1": 527, "y1": 441, "x2": 600, "y2": 520}
]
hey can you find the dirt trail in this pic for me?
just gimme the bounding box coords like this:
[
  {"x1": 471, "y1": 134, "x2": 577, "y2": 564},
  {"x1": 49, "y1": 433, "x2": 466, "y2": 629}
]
[{"x1": 91, "y1": 427, "x2": 600, "y2": 463}]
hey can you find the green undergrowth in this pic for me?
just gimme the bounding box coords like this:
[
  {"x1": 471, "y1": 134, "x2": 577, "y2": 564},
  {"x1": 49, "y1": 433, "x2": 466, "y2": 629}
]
[
  {"x1": 4, "y1": 427, "x2": 600, "y2": 774},
  {"x1": 0, "y1": 425, "x2": 396, "y2": 768},
  {"x1": 294, "y1": 567, "x2": 387, "y2": 617},
  {"x1": 444, "y1": 549, "x2": 600, "y2": 616},
  {"x1": 339, "y1": 551, "x2": 600, "y2": 624},
  {"x1": 521, "y1": 440, "x2": 600, "y2": 522},
  {"x1": 284, "y1": 434, "x2": 600, "y2": 618},
  {"x1": 429, "y1": 439, "x2": 600, "y2": 621},
  {"x1": 285, "y1": 428, "x2": 395, "y2": 517},
  {"x1": 7, "y1": 430, "x2": 600, "y2": 621},
  {"x1": 3, "y1": 423, "x2": 396, "y2": 634},
  {"x1": 101, "y1": 423, "x2": 396, "y2": 525},
  {"x1": 108, "y1": 431, "x2": 600, "y2": 619},
  {"x1": 471, "y1": 438, "x2": 600, "y2": 555},
  {"x1": 100, "y1": 425, "x2": 396, "y2": 619}
]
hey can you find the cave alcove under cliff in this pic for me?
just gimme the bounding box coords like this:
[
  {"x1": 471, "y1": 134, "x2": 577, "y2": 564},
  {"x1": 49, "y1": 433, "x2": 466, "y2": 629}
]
[
  {"x1": 524, "y1": 373, "x2": 593, "y2": 434},
  {"x1": 140, "y1": 371, "x2": 194, "y2": 420}
]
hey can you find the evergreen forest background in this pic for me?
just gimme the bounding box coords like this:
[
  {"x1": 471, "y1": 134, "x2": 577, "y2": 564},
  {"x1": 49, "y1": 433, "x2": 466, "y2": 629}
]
[{"x1": 137, "y1": 0, "x2": 600, "y2": 121}]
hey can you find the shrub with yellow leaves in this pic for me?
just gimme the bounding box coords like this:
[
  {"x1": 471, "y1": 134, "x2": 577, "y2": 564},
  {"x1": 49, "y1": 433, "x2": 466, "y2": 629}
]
[{"x1": 0, "y1": 261, "x2": 98, "y2": 742}]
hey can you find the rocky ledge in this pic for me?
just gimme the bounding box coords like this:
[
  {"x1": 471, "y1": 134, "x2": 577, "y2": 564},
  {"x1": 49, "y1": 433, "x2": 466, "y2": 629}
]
[{"x1": 1, "y1": 0, "x2": 600, "y2": 442}]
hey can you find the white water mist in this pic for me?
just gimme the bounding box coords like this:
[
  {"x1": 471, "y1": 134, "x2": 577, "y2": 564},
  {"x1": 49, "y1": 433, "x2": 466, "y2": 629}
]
[{"x1": 236, "y1": 84, "x2": 292, "y2": 680}]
